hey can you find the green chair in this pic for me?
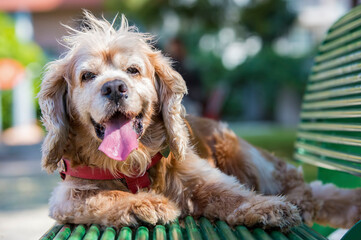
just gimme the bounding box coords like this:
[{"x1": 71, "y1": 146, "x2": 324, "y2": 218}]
[{"x1": 40, "y1": 5, "x2": 361, "y2": 240}]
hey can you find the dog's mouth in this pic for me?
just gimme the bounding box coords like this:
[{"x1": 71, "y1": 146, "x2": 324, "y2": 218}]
[{"x1": 91, "y1": 111, "x2": 144, "y2": 161}]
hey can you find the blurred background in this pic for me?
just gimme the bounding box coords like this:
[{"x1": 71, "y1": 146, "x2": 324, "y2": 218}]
[{"x1": 0, "y1": 0, "x2": 358, "y2": 239}]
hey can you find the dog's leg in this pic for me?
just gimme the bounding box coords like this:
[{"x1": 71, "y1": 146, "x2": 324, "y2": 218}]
[
  {"x1": 309, "y1": 181, "x2": 361, "y2": 228},
  {"x1": 49, "y1": 182, "x2": 180, "y2": 227},
  {"x1": 259, "y1": 149, "x2": 361, "y2": 228},
  {"x1": 168, "y1": 151, "x2": 302, "y2": 230}
]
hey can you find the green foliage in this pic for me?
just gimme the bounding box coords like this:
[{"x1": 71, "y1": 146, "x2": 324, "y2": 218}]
[
  {"x1": 0, "y1": 13, "x2": 45, "y2": 66},
  {"x1": 1, "y1": 90, "x2": 12, "y2": 129},
  {"x1": 106, "y1": 0, "x2": 226, "y2": 31},
  {"x1": 229, "y1": 46, "x2": 311, "y2": 89},
  {"x1": 0, "y1": 12, "x2": 46, "y2": 129},
  {"x1": 222, "y1": 46, "x2": 313, "y2": 118},
  {"x1": 241, "y1": 0, "x2": 296, "y2": 42}
]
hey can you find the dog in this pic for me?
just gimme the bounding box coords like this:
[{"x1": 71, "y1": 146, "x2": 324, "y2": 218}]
[{"x1": 38, "y1": 11, "x2": 361, "y2": 231}]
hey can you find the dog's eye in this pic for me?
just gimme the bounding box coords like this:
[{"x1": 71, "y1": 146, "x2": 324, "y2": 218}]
[
  {"x1": 126, "y1": 67, "x2": 140, "y2": 75},
  {"x1": 81, "y1": 72, "x2": 96, "y2": 82}
]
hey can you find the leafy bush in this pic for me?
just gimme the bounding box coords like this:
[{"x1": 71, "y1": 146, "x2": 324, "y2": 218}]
[{"x1": 0, "y1": 12, "x2": 46, "y2": 129}]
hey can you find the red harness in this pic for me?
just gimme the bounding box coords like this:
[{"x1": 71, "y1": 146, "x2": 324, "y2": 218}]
[{"x1": 59, "y1": 152, "x2": 163, "y2": 193}]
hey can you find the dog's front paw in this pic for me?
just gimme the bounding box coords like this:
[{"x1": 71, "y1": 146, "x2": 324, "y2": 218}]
[
  {"x1": 131, "y1": 193, "x2": 180, "y2": 225},
  {"x1": 227, "y1": 196, "x2": 301, "y2": 230}
]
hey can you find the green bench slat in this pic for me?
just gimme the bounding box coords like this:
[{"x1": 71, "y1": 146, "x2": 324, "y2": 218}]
[
  {"x1": 319, "y1": 29, "x2": 361, "y2": 53},
  {"x1": 153, "y1": 225, "x2": 166, "y2": 240},
  {"x1": 53, "y1": 225, "x2": 72, "y2": 240},
  {"x1": 68, "y1": 225, "x2": 86, "y2": 240},
  {"x1": 300, "y1": 110, "x2": 361, "y2": 119},
  {"x1": 296, "y1": 142, "x2": 361, "y2": 163},
  {"x1": 325, "y1": 17, "x2": 361, "y2": 42},
  {"x1": 314, "y1": 40, "x2": 361, "y2": 64},
  {"x1": 84, "y1": 224, "x2": 101, "y2": 240},
  {"x1": 297, "y1": 132, "x2": 361, "y2": 147},
  {"x1": 307, "y1": 74, "x2": 361, "y2": 91},
  {"x1": 39, "y1": 224, "x2": 63, "y2": 240},
  {"x1": 304, "y1": 86, "x2": 361, "y2": 101},
  {"x1": 198, "y1": 217, "x2": 221, "y2": 240},
  {"x1": 235, "y1": 226, "x2": 256, "y2": 240},
  {"x1": 299, "y1": 225, "x2": 328, "y2": 240},
  {"x1": 294, "y1": 153, "x2": 361, "y2": 176},
  {"x1": 168, "y1": 220, "x2": 184, "y2": 240},
  {"x1": 100, "y1": 227, "x2": 116, "y2": 240},
  {"x1": 252, "y1": 228, "x2": 272, "y2": 240},
  {"x1": 215, "y1": 221, "x2": 237, "y2": 240},
  {"x1": 310, "y1": 62, "x2": 361, "y2": 82},
  {"x1": 117, "y1": 227, "x2": 132, "y2": 240},
  {"x1": 298, "y1": 122, "x2": 361, "y2": 132},
  {"x1": 287, "y1": 230, "x2": 304, "y2": 240},
  {"x1": 185, "y1": 216, "x2": 203, "y2": 240},
  {"x1": 329, "y1": 5, "x2": 361, "y2": 31},
  {"x1": 40, "y1": 219, "x2": 327, "y2": 240},
  {"x1": 302, "y1": 97, "x2": 361, "y2": 110},
  {"x1": 270, "y1": 231, "x2": 289, "y2": 240},
  {"x1": 312, "y1": 50, "x2": 361, "y2": 72},
  {"x1": 135, "y1": 226, "x2": 149, "y2": 240}
]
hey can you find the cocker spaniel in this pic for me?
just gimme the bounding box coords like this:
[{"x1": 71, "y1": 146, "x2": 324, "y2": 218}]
[{"x1": 39, "y1": 11, "x2": 361, "y2": 230}]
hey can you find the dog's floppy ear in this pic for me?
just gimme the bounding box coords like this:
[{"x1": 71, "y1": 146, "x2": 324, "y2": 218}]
[
  {"x1": 38, "y1": 59, "x2": 69, "y2": 173},
  {"x1": 150, "y1": 51, "x2": 189, "y2": 161}
]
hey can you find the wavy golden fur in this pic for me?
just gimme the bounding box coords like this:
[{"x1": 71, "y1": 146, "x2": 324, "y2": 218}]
[{"x1": 39, "y1": 11, "x2": 361, "y2": 230}]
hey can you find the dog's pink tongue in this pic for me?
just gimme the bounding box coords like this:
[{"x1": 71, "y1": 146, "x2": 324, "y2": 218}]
[{"x1": 98, "y1": 118, "x2": 138, "y2": 161}]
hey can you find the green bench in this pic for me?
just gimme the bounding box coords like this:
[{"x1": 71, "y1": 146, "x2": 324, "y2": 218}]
[
  {"x1": 40, "y1": 5, "x2": 361, "y2": 240},
  {"x1": 40, "y1": 217, "x2": 326, "y2": 240},
  {"x1": 294, "y1": 3, "x2": 361, "y2": 239}
]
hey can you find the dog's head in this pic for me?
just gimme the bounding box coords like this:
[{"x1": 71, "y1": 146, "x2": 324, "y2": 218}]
[{"x1": 38, "y1": 11, "x2": 188, "y2": 173}]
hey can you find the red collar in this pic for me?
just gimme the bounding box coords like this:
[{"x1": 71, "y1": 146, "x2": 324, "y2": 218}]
[{"x1": 58, "y1": 152, "x2": 163, "y2": 194}]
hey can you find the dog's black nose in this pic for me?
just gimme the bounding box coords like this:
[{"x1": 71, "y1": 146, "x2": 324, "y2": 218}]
[{"x1": 101, "y1": 80, "x2": 128, "y2": 102}]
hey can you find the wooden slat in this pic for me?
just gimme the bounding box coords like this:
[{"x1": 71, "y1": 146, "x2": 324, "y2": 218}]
[
  {"x1": 118, "y1": 227, "x2": 132, "y2": 240},
  {"x1": 312, "y1": 51, "x2": 361, "y2": 72},
  {"x1": 329, "y1": 5, "x2": 361, "y2": 31},
  {"x1": 168, "y1": 220, "x2": 184, "y2": 240},
  {"x1": 304, "y1": 86, "x2": 361, "y2": 101},
  {"x1": 39, "y1": 224, "x2": 63, "y2": 240},
  {"x1": 100, "y1": 227, "x2": 116, "y2": 240},
  {"x1": 185, "y1": 216, "x2": 203, "y2": 240},
  {"x1": 307, "y1": 74, "x2": 361, "y2": 91},
  {"x1": 199, "y1": 217, "x2": 221, "y2": 240},
  {"x1": 234, "y1": 226, "x2": 256, "y2": 240},
  {"x1": 319, "y1": 29, "x2": 361, "y2": 52},
  {"x1": 297, "y1": 132, "x2": 361, "y2": 147},
  {"x1": 135, "y1": 227, "x2": 149, "y2": 240},
  {"x1": 302, "y1": 97, "x2": 361, "y2": 110},
  {"x1": 252, "y1": 229, "x2": 273, "y2": 240},
  {"x1": 294, "y1": 153, "x2": 361, "y2": 176},
  {"x1": 314, "y1": 40, "x2": 361, "y2": 63},
  {"x1": 300, "y1": 110, "x2": 361, "y2": 119},
  {"x1": 68, "y1": 225, "x2": 86, "y2": 240},
  {"x1": 153, "y1": 225, "x2": 166, "y2": 240},
  {"x1": 215, "y1": 221, "x2": 238, "y2": 240},
  {"x1": 295, "y1": 142, "x2": 361, "y2": 163},
  {"x1": 298, "y1": 123, "x2": 361, "y2": 132},
  {"x1": 310, "y1": 62, "x2": 361, "y2": 81},
  {"x1": 83, "y1": 224, "x2": 101, "y2": 240},
  {"x1": 324, "y1": 17, "x2": 361, "y2": 42},
  {"x1": 54, "y1": 225, "x2": 72, "y2": 240}
]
